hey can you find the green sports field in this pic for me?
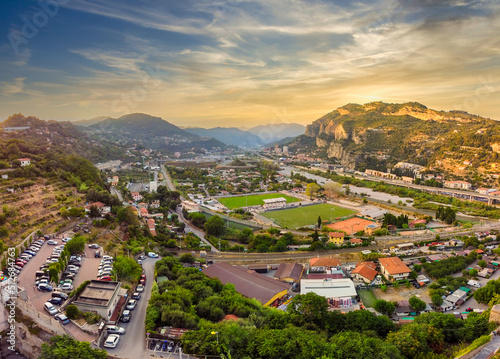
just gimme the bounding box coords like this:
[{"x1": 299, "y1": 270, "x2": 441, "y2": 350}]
[
  {"x1": 261, "y1": 203, "x2": 356, "y2": 229},
  {"x1": 218, "y1": 193, "x2": 299, "y2": 209}
]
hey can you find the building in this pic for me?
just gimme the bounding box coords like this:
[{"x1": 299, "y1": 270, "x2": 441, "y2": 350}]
[
  {"x1": 202, "y1": 263, "x2": 289, "y2": 306},
  {"x1": 359, "y1": 208, "x2": 388, "y2": 221},
  {"x1": 379, "y1": 257, "x2": 412, "y2": 281},
  {"x1": 309, "y1": 257, "x2": 341, "y2": 273},
  {"x1": 350, "y1": 238, "x2": 362, "y2": 245},
  {"x1": 73, "y1": 280, "x2": 122, "y2": 321},
  {"x1": 409, "y1": 219, "x2": 427, "y2": 228},
  {"x1": 401, "y1": 176, "x2": 414, "y2": 184},
  {"x1": 147, "y1": 218, "x2": 156, "y2": 237},
  {"x1": 327, "y1": 232, "x2": 345, "y2": 245},
  {"x1": 2, "y1": 126, "x2": 30, "y2": 132},
  {"x1": 139, "y1": 207, "x2": 149, "y2": 218},
  {"x1": 84, "y1": 202, "x2": 111, "y2": 216},
  {"x1": 131, "y1": 192, "x2": 143, "y2": 202},
  {"x1": 364, "y1": 223, "x2": 382, "y2": 235},
  {"x1": 149, "y1": 181, "x2": 158, "y2": 193},
  {"x1": 150, "y1": 200, "x2": 160, "y2": 209},
  {"x1": 18, "y1": 158, "x2": 31, "y2": 167},
  {"x1": 273, "y1": 263, "x2": 304, "y2": 283},
  {"x1": 444, "y1": 180, "x2": 472, "y2": 190},
  {"x1": 300, "y1": 278, "x2": 357, "y2": 300},
  {"x1": 351, "y1": 261, "x2": 378, "y2": 284},
  {"x1": 262, "y1": 197, "x2": 287, "y2": 210}
]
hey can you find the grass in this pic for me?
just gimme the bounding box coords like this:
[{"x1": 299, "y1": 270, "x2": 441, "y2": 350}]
[
  {"x1": 454, "y1": 335, "x2": 491, "y2": 358},
  {"x1": 358, "y1": 288, "x2": 378, "y2": 308},
  {"x1": 261, "y1": 203, "x2": 356, "y2": 229},
  {"x1": 218, "y1": 193, "x2": 300, "y2": 209}
]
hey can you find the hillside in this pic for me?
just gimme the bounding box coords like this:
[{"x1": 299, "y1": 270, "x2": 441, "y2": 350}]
[
  {"x1": 296, "y1": 102, "x2": 500, "y2": 179},
  {"x1": 184, "y1": 127, "x2": 264, "y2": 148},
  {"x1": 0, "y1": 114, "x2": 118, "y2": 248},
  {"x1": 82, "y1": 113, "x2": 228, "y2": 152}
]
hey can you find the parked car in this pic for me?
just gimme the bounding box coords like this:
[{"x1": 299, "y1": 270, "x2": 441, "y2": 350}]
[
  {"x1": 126, "y1": 299, "x2": 137, "y2": 310},
  {"x1": 37, "y1": 283, "x2": 52, "y2": 292},
  {"x1": 148, "y1": 252, "x2": 158, "y2": 258},
  {"x1": 102, "y1": 255, "x2": 113, "y2": 260},
  {"x1": 62, "y1": 237, "x2": 71, "y2": 243},
  {"x1": 132, "y1": 292, "x2": 141, "y2": 300},
  {"x1": 43, "y1": 302, "x2": 58, "y2": 316},
  {"x1": 54, "y1": 313, "x2": 70, "y2": 325},
  {"x1": 104, "y1": 334, "x2": 120, "y2": 348},
  {"x1": 69, "y1": 255, "x2": 81, "y2": 261},
  {"x1": 48, "y1": 297, "x2": 64, "y2": 305},
  {"x1": 88, "y1": 244, "x2": 100, "y2": 249},
  {"x1": 120, "y1": 310, "x2": 132, "y2": 322},
  {"x1": 95, "y1": 250, "x2": 101, "y2": 258},
  {"x1": 138, "y1": 255, "x2": 146, "y2": 260},
  {"x1": 52, "y1": 292, "x2": 69, "y2": 300},
  {"x1": 136, "y1": 284, "x2": 144, "y2": 293},
  {"x1": 106, "y1": 325, "x2": 126, "y2": 335},
  {"x1": 47, "y1": 240, "x2": 58, "y2": 245},
  {"x1": 59, "y1": 283, "x2": 74, "y2": 291},
  {"x1": 97, "y1": 276, "x2": 112, "y2": 281}
]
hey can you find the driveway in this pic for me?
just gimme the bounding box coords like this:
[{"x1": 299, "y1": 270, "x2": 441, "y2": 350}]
[{"x1": 108, "y1": 257, "x2": 159, "y2": 358}]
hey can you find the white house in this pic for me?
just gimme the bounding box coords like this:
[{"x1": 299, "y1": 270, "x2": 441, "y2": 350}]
[{"x1": 18, "y1": 158, "x2": 31, "y2": 167}]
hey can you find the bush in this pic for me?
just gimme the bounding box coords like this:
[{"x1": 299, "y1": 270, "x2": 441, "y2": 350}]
[
  {"x1": 66, "y1": 305, "x2": 82, "y2": 320},
  {"x1": 83, "y1": 311, "x2": 101, "y2": 324},
  {"x1": 71, "y1": 280, "x2": 90, "y2": 298}
]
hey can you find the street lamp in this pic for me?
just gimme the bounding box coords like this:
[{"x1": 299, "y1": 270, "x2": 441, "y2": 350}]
[{"x1": 211, "y1": 331, "x2": 219, "y2": 346}]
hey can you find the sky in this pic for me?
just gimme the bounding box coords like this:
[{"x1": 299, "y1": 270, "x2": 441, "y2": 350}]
[{"x1": 0, "y1": 0, "x2": 499, "y2": 128}]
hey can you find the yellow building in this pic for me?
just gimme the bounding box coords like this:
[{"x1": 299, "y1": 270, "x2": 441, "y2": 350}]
[{"x1": 328, "y1": 232, "x2": 345, "y2": 245}]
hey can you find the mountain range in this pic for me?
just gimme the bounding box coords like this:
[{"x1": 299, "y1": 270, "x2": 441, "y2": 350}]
[
  {"x1": 183, "y1": 123, "x2": 306, "y2": 148},
  {"x1": 291, "y1": 102, "x2": 500, "y2": 178}
]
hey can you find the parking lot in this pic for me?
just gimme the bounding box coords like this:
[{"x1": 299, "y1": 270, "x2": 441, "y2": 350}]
[{"x1": 18, "y1": 238, "x2": 101, "y2": 342}]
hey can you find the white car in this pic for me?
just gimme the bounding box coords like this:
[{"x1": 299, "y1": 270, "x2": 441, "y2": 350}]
[
  {"x1": 136, "y1": 284, "x2": 144, "y2": 293},
  {"x1": 104, "y1": 334, "x2": 120, "y2": 348},
  {"x1": 47, "y1": 240, "x2": 58, "y2": 245},
  {"x1": 148, "y1": 252, "x2": 158, "y2": 258},
  {"x1": 106, "y1": 325, "x2": 126, "y2": 335},
  {"x1": 62, "y1": 238, "x2": 71, "y2": 243},
  {"x1": 59, "y1": 283, "x2": 74, "y2": 291},
  {"x1": 126, "y1": 299, "x2": 137, "y2": 310}
]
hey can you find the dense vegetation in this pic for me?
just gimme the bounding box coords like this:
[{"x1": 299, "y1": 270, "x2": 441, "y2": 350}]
[
  {"x1": 146, "y1": 256, "x2": 493, "y2": 359},
  {"x1": 40, "y1": 335, "x2": 107, "y2": 359},
  {"x1": 423, "y1": 252, "x2": 477, "y2": 279}
]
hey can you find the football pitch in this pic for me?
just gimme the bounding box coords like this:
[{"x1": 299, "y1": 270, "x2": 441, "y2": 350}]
[
  {"x1": 261, "y1": 203, "x2": 356, "y2": 229},
  {"x1": 218, "y1": 193, "x2": 300, "y2": 209}
]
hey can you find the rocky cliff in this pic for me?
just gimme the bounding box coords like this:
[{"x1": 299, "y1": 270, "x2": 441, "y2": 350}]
[{"x1": 300, "y1": 101, "x2": 500, "y2": 172}]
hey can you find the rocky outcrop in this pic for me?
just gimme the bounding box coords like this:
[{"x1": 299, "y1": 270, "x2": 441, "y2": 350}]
[{"x1": 326, "y1": 143, "x2": 359, "y2": 170}]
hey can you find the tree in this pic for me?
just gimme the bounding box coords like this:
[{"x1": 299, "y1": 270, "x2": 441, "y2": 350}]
[
  {"x1": 328, "y1": 331, "x2": 403, "y2": 359},
  {"x1": 188, "y1": 212, "x2": 206, "y2": 227},
  {"x1": 65, "y1": 305, "x2": 82, "y2": 320},
  {"x1": 305, "y1": 183, "x2": 320, "y2": 198},
  {"x1": 180, "y1": 253, "x2": 195, "y2": 263},
  {"x1": 40, "y1": 335, "x2": 107, "y2": 359},
  {"x1": 113, "y1": 256, "x2": 142, "y2": 281},
  {"x1": 431, "y1": 294, "x2": 444, "y2": 307},
  {"x1": 478, "y1": 260, "x2": 487, "y2": 268},
  {"x1": 204, "y1": 215, "x2": 225, "y2": 237},
  {"x1": 409, "y1": 296, "x2": 426, "y2": 312},
  {"x1": 373, "y1": 299, "x2": 395, "y2": 316},
  {"x1": 116, "y1": 206, "x2": 139, "y2": 226},
  {"x1": 317, "y1": 216, "x2": 322, "y2": 229},
  {"x1": 469, "y1": 268, "x2": 478, "y2": 277},
  {"x1": 387, "y1": 323, "x2": 444, "y2": 358},
  {"x1": 323, "y1": 181, "x2": 343, "y2": 199},
  {"x1": 89, "y1": 205, "x2": 100, "y2": 218},
  {"x1": 287, "y1": 292, "x2": 328, "y2": 327},
  {"x1": 65, "y1": 236, "x2": 85, "y2": 255}
]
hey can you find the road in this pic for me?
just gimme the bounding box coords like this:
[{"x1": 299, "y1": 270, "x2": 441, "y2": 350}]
[
  {"x1": 111, "y1": 186, "x2": 124, "y2": 203},
  {"x1": 161, "y1": 164, "x2": 218, "y2": 252},
  {"x1": 472, "y1": 334, "x2": 500, "y2": 359},
  {"x1": 110, "y1": 257, "x2": 159, "y2": 359}
]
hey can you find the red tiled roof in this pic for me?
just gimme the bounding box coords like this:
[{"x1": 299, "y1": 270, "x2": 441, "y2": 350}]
[
  {"x1": 310, "y1": 257, "x2": 341, "y2": 267},
  {"x1": 379, "y1": 257, "x2": 411, "y2": 275},
  {"x1": 352, "y1": 263, "x2": 378, "y2": 281}
]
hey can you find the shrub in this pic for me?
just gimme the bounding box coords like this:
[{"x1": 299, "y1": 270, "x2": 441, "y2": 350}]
[{"x1": 66, "y1": 305, "x2": 82, "y2": 319}]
